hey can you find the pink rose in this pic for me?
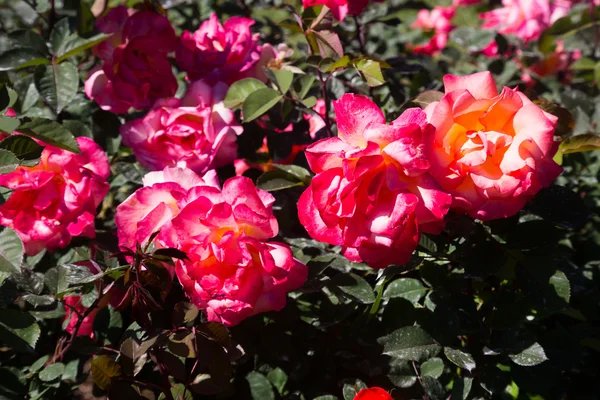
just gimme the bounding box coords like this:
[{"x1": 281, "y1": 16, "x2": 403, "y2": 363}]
[
  {"x1": 167, "y1": 176, "x2": 307, "y2": 326},
  {"x1": 176, "y1": 14, "x2": 273, "y2": 83},
  {"x1": 85, "y1": 9, "x2": 178, "y2": 113},
  {"x1": 115, "y1": 167, "x2": 219, "y2": 252},
  {"x1": 411, "y1": 7, "x2": 455, "y2": 55},
  {"x1": 424, "y1": 72, "x2": 563, "y2": 220},
  {"x1": 63, "y1": 295, "x2": 99, "y2": 338},
  {"x1": 302, "y1": 0, "x2": 384, "y2": 21},
  {"x1": 480, "y1": 0, "x2": 572, "y2": 42},
  {"x1": 298, "y1": 94, "x2": 452, "y2": 269},
  {"x1": 120, "y1": 80, "x2": 242, "y2": 175},
  {"x1": 0, "y1": 137, "x2": 109, "y2": 256}
]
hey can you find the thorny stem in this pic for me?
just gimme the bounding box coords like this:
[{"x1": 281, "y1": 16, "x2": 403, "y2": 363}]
[{"x1": 50, "y1": 290, "x2": 105, "y2": 365}]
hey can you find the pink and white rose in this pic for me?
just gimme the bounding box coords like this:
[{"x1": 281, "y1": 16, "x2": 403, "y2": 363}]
[
  {"x1": 298, "y1": 94, "x2": 452, "y2": 269},
  {"x1": 0, "y1": 137, "x2": 110, "y2": 256},
  {"x1": 120, "y1": 80, "x2": 242, "y2": 175}
]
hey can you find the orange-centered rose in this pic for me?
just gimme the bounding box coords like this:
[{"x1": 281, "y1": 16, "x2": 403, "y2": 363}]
[{"x1": 425, "y1": 72, "x2": 563, "y2": 220}]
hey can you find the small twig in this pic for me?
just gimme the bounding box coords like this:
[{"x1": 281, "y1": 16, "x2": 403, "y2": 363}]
[
  {"x1": 316, "y1": 70, "x2": 333, "y2": 137},
  {"x1": 412, "y1": 361, "x2": 429, "y2": 400},
  {"x1": 354, "y1": 15, "x2": 367, "y2": 54}
]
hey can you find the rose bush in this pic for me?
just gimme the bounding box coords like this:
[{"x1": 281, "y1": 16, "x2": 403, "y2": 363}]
[{"x1": 0, "y1": 0, "x2": 598, "y2": 399}]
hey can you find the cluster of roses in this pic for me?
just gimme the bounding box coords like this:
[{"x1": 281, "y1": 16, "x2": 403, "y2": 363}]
[
  {"x1": 0, "y1": 2, "x2": 563, "y2": 330},
  {"x1": 300, "y1": 71, "x2": 562, "y2": 269},
  {"x1": 409, "y1": 0, "x2": 585, "y2": 85}
]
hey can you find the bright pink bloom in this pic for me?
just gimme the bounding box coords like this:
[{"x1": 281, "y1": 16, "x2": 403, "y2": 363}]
[
  {"x1": 176, "y1": 14, "x2": 274, "y2": 83},
  {"x1": 424, "y1": 72, "x2": 563, "y2": 220},
  {"x1": 0, "y1": 137, "x2": 109, "y2": 256},
  {"x1": 298, "y1": 94, "x2": 452, "y2": 269},
  {"x1": 480, "y1": 0, "x2": 571, "y2": 42},
  {"x1": 168, "y1": 176, "x2": 307, "y2": 326},
  {"x1": 63, "y1": 296, "x2": 99, "y2": 338},
  {"x1": 354, "y1": 387, "x2": 393, "y2": 400},
  {"x1": 307, "y1": 99, "x2": 327, "y2": 139},
  {"x1": 411, "y1": 7, "x2": 455, "y2": 55},
  {"x1": 85, "y1": 9, "x2": 178, "y2": 113},
  {"x1": 453, "y1": 0, "x2": 481, "y2": 4},
  {"x1": 302, "y1": 0, "x2": 384, "y2": 21},
  {"x1": 115, "y1": 167, "x2": 218, "y2": 252},
  {"x1": 120, "y1": 80, "x2": 242, "y2": 175}
]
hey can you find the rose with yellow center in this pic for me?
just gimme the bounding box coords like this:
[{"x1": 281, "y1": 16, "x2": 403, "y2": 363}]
[{"x1": 424, "y1": 71, "x2": 563, "y2": 220}]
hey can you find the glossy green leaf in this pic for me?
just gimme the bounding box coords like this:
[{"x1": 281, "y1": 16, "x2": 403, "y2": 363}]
[
  {"x1": 34, "y1": 62, "x2": 79, "y2": 113},
  {"x1": 0, "y1": 135, "x2": 43, "y2": 160},
  {"x1": 246, "y1": 371, "x2": 275, "y2": 400},
  {"x1": 0, "y1": 309, "x2": 40, "y2": 352},
  {"x1": 242, "y1": 88, "x2": 282, "y2": 122},
  {"x1": 383, "y1": 278, "x2": 427, "y2": 304},
  {"x1": 38, "y1": 363, "x2": 65, "y2": 382},
  {"x1": 421, "y1": 357, "x2": 444, "y2": 378},
  {"x1": 509, "y1": 343, "x2": 548, "y2": 366},
  {"x1": 380, "y1": 326, "x2": 441, "y2": 361},
  {"x1": 18, "y1": 118, "x2": 80, "y2": 153},
  {"x1": 224, "y1": 78, "x2": 267, "y2": 109},
  {"x1": 330, "y1": 272, "x2": 376, "y2": 304},
  {"x1": 444, "y1": 347, "x2": 476, "y2": 372}
]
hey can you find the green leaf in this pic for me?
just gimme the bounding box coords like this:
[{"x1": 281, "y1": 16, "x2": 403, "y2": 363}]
[
  {"x1": 44, "y1": 267, "x2": 68, "y2": 296},
  {"x1": 34, "y1": 62, "x2": 79, "y2": 113},
  {"x1": 18, "y1": 118, "x2": 80, "y2": 153},
  {"x1": 91, "y1": 356, "x2": 121, "y2": 390},
  {"x1": 0, "y1": 84, "x2": 18, "y2": 113},
  {"x1": 595, "y1": 62, "x2": 600, "y2": 89},
  {"x1": 451, "y1": 377, "x2": 473, "y2": 400},
  {"x1": 314, "y1": 30, "x2": 344, "y2": 59},
  {"x1": 50, "y1": 18, "x2": 110, "y2": 62},
  {"x1": 270, "y1": 164, "x2": 312, "y2": 184},
  {"x1": 294, "y1": 75, "x2": 316, "y2": 99},
  {"x1": 0, "y1": 149, "x2": 19, "y2": 175},
  {"x1": 559, "y1": 133, "x2": 600, "y2": 156},
  {"x1": 0, "y1": 135, "x2": 44, "y2": 160},
  {"x1": 224, "y1": 78, "x2": 267, "y2": 109},
  {"x1": 0, "y1": 49, "x2": 50, "y2": 71},
  {"x1": 549, "y1": 270, "x2": 571, "y2": 303},
  {"x1": 167, "y1": 383, "x2": 193, "y2": 400},
  {"x1": 0, "y1": 117, "x2": 19, "y2": 134},
  {"x1": 342, "y1": 379, "x2": 367, "y2": 400},
  {"x1": 421, "y1": 357, "x2": 444, "y2": 378},
  {"x1": 6, "y1": 30, "x2": 49, "y2": 56},
  {"x1": 242, "y1": 88, "x2": 282, "y2": 122},
  {"x1": 270, "y1": 69, "x2": 294, "y2": 93},
  {"x1": 380, "y1": 326, "x2": 441, "y2": 361},
  {"x1": 266, "y1": 368, "x2": 288, "y2": 395},
  {"x1": 327, "y1": 55, "x2": 351, "y2": 72},
  {"x1": 450, "y1": 27, "x2": 496, "y2": 52},
  {"x1": 257, "y1": 169, "x2": 305, "y2": 192},
  {"x1": 39, "y1": 363, "x2": 65, "y2": 382},
  {"x1": 383, "y1": 278, "x2": 426, "y2": 304},
  {"x1": 246, "y1": 371, "x2": 275, "y2": 400},
  {"x1": 422, "y1": 376, "x2": 446, "y2": 400},
  {"x1": 302, "y1": 96, "x2": 317, "y2": 108},
  {"x1": 0, "y1": 227, "x2": 24, "y2": 281},
  {"x1": 330, "y1": 272, "x2": 376, "y2": 304},
  {"x1": 0, "y1": 309, "x2": 41, "y2": 352},
  {"x1": 509, "y1": 343, "x2": 548, "y2": 366},
  {"x1": 444, "y1": 347, "x2": 476, "y2": 372},
  {"x1": 353, "y1": 59, "x2": 385, "y2": 87}
]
